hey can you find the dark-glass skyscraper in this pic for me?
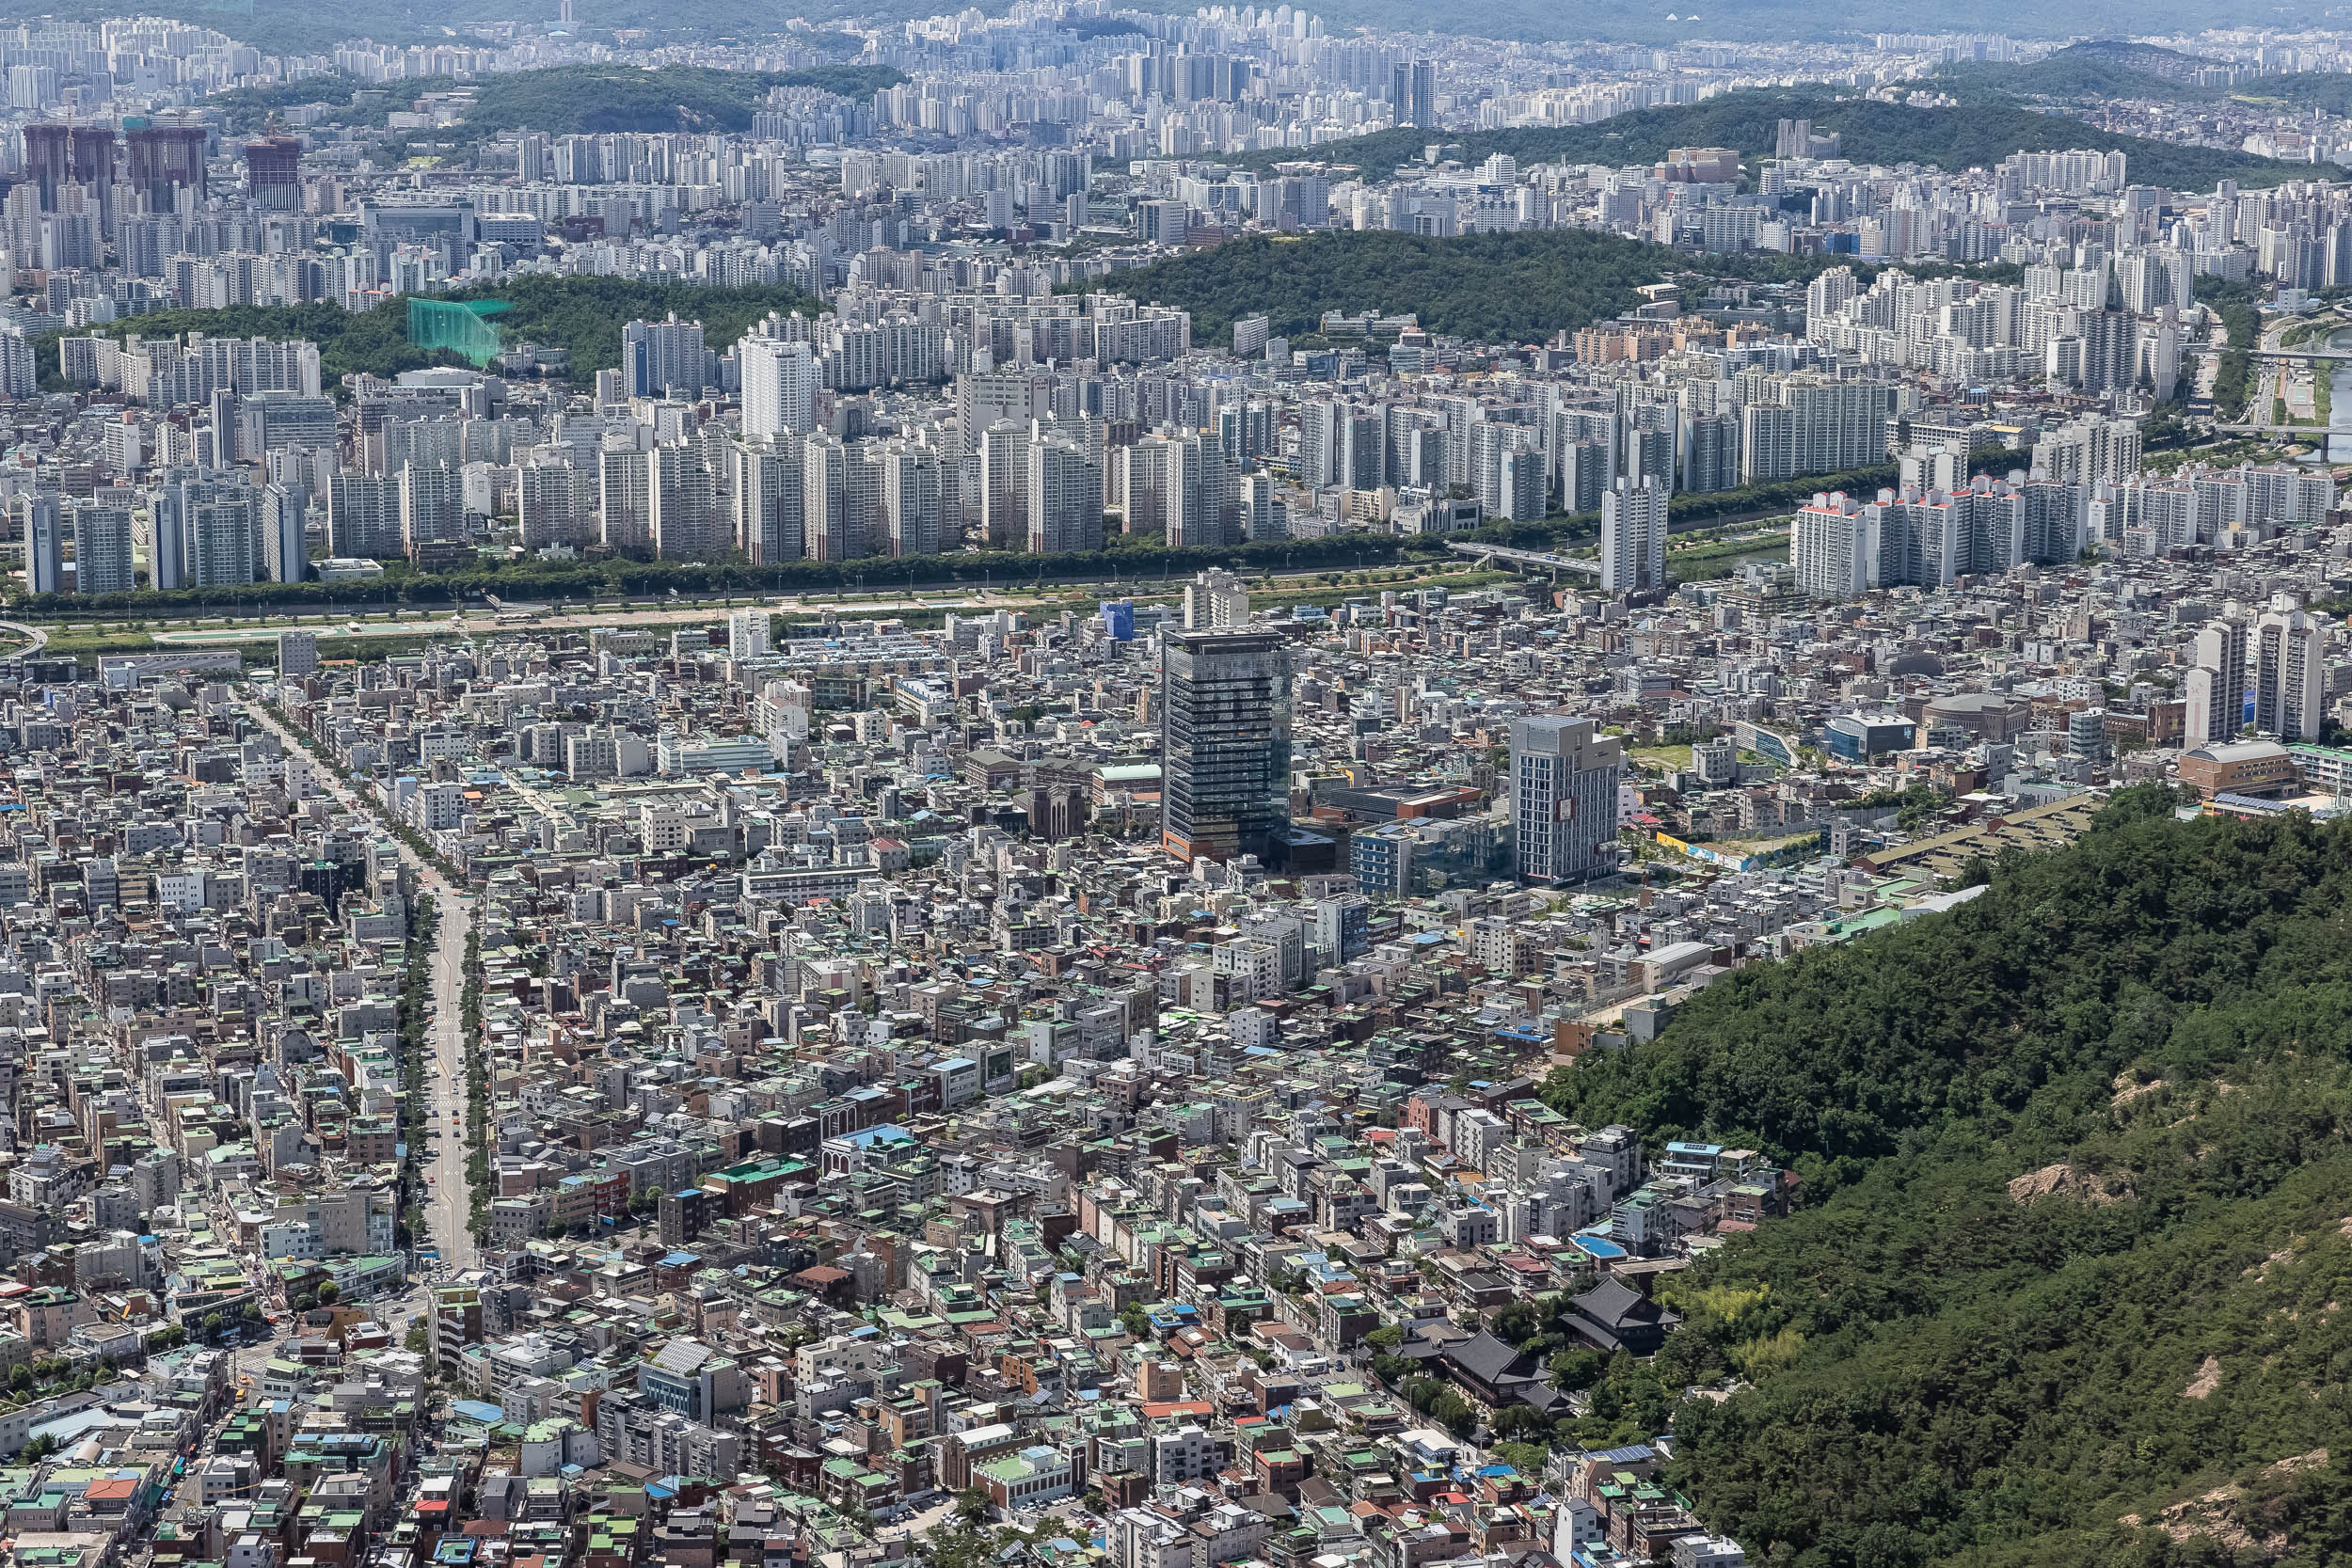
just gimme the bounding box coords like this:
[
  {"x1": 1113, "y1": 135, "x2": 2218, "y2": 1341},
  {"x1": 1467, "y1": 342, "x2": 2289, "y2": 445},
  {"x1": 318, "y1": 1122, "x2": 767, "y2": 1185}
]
[
  {"x1": 1390, "y1": 59, "x2": 1436, "y2": 129},
  {"x1": 1160, "y1": 629, "x2": 1293, "y2": 868}
]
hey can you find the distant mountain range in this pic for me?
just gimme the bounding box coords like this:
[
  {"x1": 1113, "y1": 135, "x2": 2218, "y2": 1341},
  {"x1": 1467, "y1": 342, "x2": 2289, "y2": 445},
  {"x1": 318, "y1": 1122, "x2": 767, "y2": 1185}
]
[
  {"x1": 1238, "y1": 77, "x2": 2312, "y2": 193},
  {"x1": 46, "y1": 0, "x2": 2352, "y2": 56}
]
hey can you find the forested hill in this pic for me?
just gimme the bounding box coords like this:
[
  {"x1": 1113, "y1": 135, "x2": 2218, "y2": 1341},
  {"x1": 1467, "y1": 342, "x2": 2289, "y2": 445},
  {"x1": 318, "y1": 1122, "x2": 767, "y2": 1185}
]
[
  {"x1": 1078, "y1": 229, "x2": 1850, "y2": 348},
  {"x1": 1940, "y1": 40, "x2": 2352, "y2": 124},
  {"x1": 1930, "y1": 40, "x2": 2234, "y2": 105},
  {"x1": 1538, "y1": 788, "x2": 2352, "y2": 1567},
  {"x1": 31, "y1": 277, "x2": 818, "y2": 392},
  {"x1": 207, "y1": 64, "x2": 902, "y2": 141},
  {"x1": 1236, "y1": 87, "x2": 2310, "y2": 192},
  {"x1": 74, "y1": 0, "x2": 2335, "y2": 55},
  {"x1": 460, "y1": 64, "x2": 905, "y2": 137}
]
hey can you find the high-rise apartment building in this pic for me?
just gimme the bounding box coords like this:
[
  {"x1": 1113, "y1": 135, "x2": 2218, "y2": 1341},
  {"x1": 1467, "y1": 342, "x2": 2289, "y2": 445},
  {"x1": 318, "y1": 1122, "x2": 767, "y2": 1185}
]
[
  {"x1": 70, "y1": 500, "x2": 134, "y2": 595},
  {"x1": 2255, "y1": 595, "x2": 2325, "y2": 741},
  {"x1": 726, "y1": 609, "x2": 771, "y2": 661},
  {"x1": 1182, "y1": 568, "x2": 1249, "y2": 630},
  {"x1": 1297, "y1": 399, "x2": 1343, "y2": 489},
  {"x1": 1026, "y1": 437, "x2": 1103, "y2": 555},
  {"x1": 1241, "y1": 474, "x2": 1287, "y2": 542},
  {"x1": 739, "y1": 335, "x2": 818, "y2": 439},
  {"x1": 154, "y1": 475, "x2": 259, "y2": 590},
  {"x1": 1160, "y1": 629, "x2": 1293, "y2": 868},
  {"x1": 2031, "y1": 413, "x2": 2143, "y2": 485},
  {"x1": 328, "y1": 472, "x2": 402, "y2": 560},
  {"x1": 261, "y1": 483, "x2": 307, "y2": 583},
  {"x1": 649, "y1": 443, "x2": 720, "y2": 562},
  {"x1": 732, "y1": 440, "x2": 805, "y2": 564},
  {"x1": 1341, "y1": 408, "x2": 1384, "y2": 492},
  {"x1": 190, "y1": 499, "x2": 257, "y2": 587},
  {"x1": 517, "y1": 463, "x2": 590, "y2": 549},
  {"x1": 20, "y1": 493, "x2": 61, "y2": 595},
  {"x1": 2185, "y1": 618, "x2": 2248, "y2": 746},
  {"x1": 1793, "y1": 492, "x2": 1870, "y2": 599},
  {"x1": 398, "y1": 463, "x2": 465, "y2": 554},
  {"x1": 1162, "y1": 433, "x2": 1222, "y2": 548},
  {"x1": 1599, "y1": 476, "x2": 1666, "y2": 594},
  {"x1": 622, "y1": 315, "x2": 707, "y2": 399},
  {"x1": 600, "y1": 445, "x2": 653, "y2": 556},
  {"x1": 1785, "y1": 376, "x2": 1886, "y2": 473},
  {"x1": 874, "y1": 443, "x2": 944, "y2": 558},
  {"x1": 1510, "y1": 716, "x2": 1624, "y2": 885},
  {"x1": 978, "y1": 420, "x2": 1029, "y2": 549},
  {"x1": 1679, "y1": 411, "x2": 1741, "y2": 494},
  {"x1": 1739, "y1": 376, "x2": 1883, "y2": 482},
  {"x1": 1866, "y1": 483, "x2": 2023, "y2": 586},
  {"x1": 803, "y1": 436, "x2": 872, "y2": 562}
]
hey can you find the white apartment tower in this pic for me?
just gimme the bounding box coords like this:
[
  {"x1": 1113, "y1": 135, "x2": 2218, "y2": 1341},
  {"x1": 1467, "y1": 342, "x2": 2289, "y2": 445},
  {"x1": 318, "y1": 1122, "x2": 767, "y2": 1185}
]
[
  {"x1": 726, "y1": 609, "x2": 771, "y2": 660},
  {"x1": 739, "y1": 335, "x2": 819, "y2": 440},
  {"x1": 1793, "y1": 492, "x2": 1869, "y2": 599},
  {"x1": 1598, "y1": 476, "x2": 1667, "y2": 594},
  {"x1": 732, "y1": 440, "x2": 805, "y2": 565},
  {"x1": 2254, "y1": 595, "x2": 2325, "y2": 741},
  {"x1": 875, "y1": 444, "x2": 944, "y2": 558},
  {"x1": 1026, "y1": 437, "x2": 1103, "y2": 555},
  {"x1": 1183, "y1": 568, "x2": 1250, "y2": 630},
  {"x1": 649, "y1": 443, "x2": 720, "y2": 562},
  {"x1": 2185, "y1": 618, "x2": 2248, "y2": 747}
]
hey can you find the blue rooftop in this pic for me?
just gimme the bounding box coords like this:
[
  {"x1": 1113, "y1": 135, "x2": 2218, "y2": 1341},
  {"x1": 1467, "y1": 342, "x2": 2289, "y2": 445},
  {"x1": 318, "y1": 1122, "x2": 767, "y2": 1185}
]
[{"x1": 834, "y1": 1123, "x2": 915, "y2": 1148}]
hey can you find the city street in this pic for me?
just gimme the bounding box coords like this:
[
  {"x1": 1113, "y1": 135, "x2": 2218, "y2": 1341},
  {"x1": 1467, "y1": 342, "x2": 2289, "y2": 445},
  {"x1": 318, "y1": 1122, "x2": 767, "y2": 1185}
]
[
  {"x1": 423, "y1": 891, "x2": 477, "y2": 1273},
  {"x1": 243, "y1": 690, "x2": 478, "y2": 1284}
]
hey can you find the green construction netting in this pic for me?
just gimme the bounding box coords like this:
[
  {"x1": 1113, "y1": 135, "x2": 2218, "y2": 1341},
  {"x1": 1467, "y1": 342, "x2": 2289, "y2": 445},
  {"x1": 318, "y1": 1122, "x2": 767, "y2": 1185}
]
[{"x1": 407, "y1": 298, "x2": 512, "y2": 368}]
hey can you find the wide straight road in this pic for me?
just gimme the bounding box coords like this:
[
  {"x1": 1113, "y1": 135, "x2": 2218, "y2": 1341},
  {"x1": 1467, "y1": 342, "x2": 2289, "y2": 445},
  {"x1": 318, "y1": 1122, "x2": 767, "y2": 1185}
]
[
  {"x1": 424, "y1": 892, "x2": 477, "y2": 1272},
  {"x1": 242, "y1": 686, "x2": 477, "y2": 1274}
]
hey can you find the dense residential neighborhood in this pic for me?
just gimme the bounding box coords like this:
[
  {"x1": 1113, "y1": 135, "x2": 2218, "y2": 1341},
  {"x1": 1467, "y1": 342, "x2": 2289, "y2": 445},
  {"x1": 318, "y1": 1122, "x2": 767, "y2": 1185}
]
[{"x1": 9, "y1": 3, "x2": 2352, "y2": 1568}]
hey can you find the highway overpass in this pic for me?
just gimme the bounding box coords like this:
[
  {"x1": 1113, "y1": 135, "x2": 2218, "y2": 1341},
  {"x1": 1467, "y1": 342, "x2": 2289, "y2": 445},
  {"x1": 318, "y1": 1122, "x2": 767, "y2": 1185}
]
[{"x1": 1447, "y1": 541, "x2": 1603, "y2": 578}]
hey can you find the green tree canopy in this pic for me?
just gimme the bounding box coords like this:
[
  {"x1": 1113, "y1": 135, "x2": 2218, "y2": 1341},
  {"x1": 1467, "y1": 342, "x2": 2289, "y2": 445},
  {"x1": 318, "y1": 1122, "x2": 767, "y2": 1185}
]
[{"x1": 1541, "y1": 800, "x2": 2352, "y2": 1567}]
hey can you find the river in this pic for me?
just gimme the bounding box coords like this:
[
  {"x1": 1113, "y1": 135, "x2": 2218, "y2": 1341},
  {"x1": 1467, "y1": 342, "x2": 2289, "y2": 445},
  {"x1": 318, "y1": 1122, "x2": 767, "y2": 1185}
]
[{"x1": 2328, "y1": 325, "x2": 2352, "y2": 463}]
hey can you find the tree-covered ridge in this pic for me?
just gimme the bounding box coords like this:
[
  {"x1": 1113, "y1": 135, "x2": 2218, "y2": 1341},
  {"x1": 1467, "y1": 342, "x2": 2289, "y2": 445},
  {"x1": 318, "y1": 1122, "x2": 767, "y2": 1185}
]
[
  {"x1": 39, "y1": 301, "x2": 457, "y2": 390},
  {"x1": 32, "y1": 276, "x2": 820, "y2": 391},
  {"x1": 1236, "y1": 87, "x2": 2310, "y2": 192},
  {"x1": 1545, "y1": 787, "x2": 2342, "y2": 1162},
  {"x1": 48, "y1": 0, "x2": 929, "y2": 59},
  {"x1": 1540, "y1": 792, "x2": 2352, "y2": 1568},
  {"x1": 1077, "y1": 229, "x2": 1852, "y2": 348},
  {"x1": 2232, "y1": 72, "x2": 2352, "y2": 120},
  {"x1": 29, "y1": 0, "x2": 2337, "y2": 55},
  {"x1": 439, "y1": 276, "x2": 819, "y2": 374},
  {"x1": 206, "y1": 72, "x2": 423, "y2": 136},
  {"x1": 208, "y1": 64, "x2": 901, "y2": 140},
  {"x1": 1943, "y1": 40, "x2": 2352, "y2": 126},
  {"x1": 1934, "y1": 40, "x2": 2235, "y2": 105},
  {"x1": 459, "y1": 63, "x2": 905, "y2": 137},
  {"x1": 1082, "y1": 230, "x2": 1665, "y2": 347}
]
